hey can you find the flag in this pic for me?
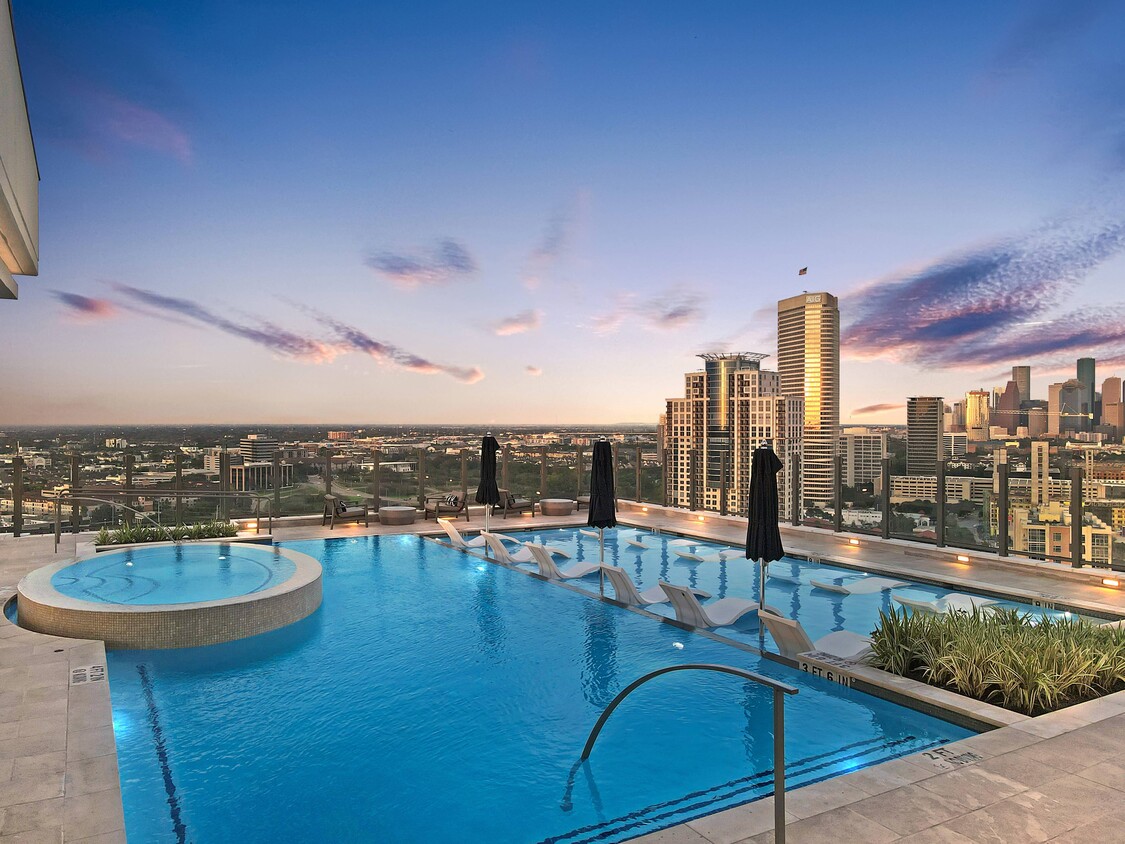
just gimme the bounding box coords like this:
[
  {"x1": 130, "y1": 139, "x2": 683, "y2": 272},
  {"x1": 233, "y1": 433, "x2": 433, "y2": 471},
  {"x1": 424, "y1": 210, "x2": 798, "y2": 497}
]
[{"x1": 798, "y1": 267, "x2": 808, "y2": 276}]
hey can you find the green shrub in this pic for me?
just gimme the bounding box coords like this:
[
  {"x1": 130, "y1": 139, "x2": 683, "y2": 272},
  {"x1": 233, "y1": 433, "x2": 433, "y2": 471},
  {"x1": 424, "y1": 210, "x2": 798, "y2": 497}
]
[
  {"x1": 869, "y1": 606, "x2": 1125, "y2": 715},
  {"x1": 93, "y1": 520, "x2": 239, "y2": 546}
]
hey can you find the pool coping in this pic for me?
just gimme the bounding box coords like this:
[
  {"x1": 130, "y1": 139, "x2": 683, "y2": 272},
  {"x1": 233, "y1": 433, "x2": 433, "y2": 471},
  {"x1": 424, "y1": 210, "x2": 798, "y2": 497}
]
[{"x1": 15, "y1": 543, "x2": 323, "y2": 649}]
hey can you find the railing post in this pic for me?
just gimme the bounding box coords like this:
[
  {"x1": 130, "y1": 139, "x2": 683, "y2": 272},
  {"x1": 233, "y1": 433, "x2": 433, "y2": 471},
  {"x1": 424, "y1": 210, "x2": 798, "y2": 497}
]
[
  {"x1": 719, "y1": 450, "x2": 729, "y2": 516},
  {"x1": 1070, "y1": 467, "x2": 1084, "y2": 568},
  {"x1": 124, "y1": 453, "x2": 135, "y2": 525},
  {"x1": 502, "y1": 444, "x2": 510, "y2": 490},
  {"x1": 661, "y1": 450, "x2": 669, "y2": 508},
  {"x1": 576, "y1": 447, "x2": 584, "y2": 501},
  {"x1": 791, "y1": 453, "x2": 801, "y2": 527},
  {"x1": 998, "y1": 461, "x2": 1009, "y2": 556},
  {"x1": 833, "y1": 454, "x2": 843, "y2": 533},
  {"x1": 417, "y1": 447, "x2": 426, "y2": 509},
  {"x1": 12, "y1": 456, "x2": 23, "y2": 537},
  {"x1": 935, "y1": 458, "x2": 946, "y2": 547},
  {"x1": 69, "y1": 452, "x2": 81, "y2": 531},
  {"x1": 540, "y1": 446, "x2": 548, "y2": 501},
  {"x1": 612, "y1": 443, "x2": 619, "y2": 507},
  {"x1": 881, "y1": 456, "x2": 891, "y2": 539},
  {"x1": 54, "y1": 498, "x2": 61, "y2": 552},
  {"x1": 635, "y1": 446, "x2": 642, "y2": 504},
  {"x1": 272, "y1": 453, "x2": 281, "y2": 519},
  {"x1": 174, "y1": 453, "x2": 184, "y2": 525},
  {"x1": 218, "y1": 450, "x2": 229, "y2": 522},
  {"x1": 324, "y1": 447, "x2": 333, "y2": 497},
  {"x1": 460, "y1": 448, "x2": 468, "y2": 516},
  {"x1": 372, "y1": 448, "x2": 381, "y2": 508}
]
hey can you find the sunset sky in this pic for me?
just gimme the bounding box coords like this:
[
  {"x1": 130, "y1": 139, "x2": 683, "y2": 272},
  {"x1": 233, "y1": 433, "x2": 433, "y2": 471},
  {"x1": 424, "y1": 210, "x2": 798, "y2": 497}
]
[{"x1": 4, "y1": 0, "x2": 1125, "y2": 426}]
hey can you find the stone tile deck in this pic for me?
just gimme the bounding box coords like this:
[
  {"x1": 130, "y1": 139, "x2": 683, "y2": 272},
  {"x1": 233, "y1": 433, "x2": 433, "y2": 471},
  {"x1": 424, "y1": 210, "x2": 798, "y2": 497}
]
[{"x1": 2, "y1": 506, "x2": 1124, "y2": 843}]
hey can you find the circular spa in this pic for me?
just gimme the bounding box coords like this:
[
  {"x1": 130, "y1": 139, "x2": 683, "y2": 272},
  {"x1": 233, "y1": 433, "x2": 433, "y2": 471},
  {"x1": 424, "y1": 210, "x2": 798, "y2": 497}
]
[{"x1": 16, "y1": 542, "x2": 322, "y2": 649}]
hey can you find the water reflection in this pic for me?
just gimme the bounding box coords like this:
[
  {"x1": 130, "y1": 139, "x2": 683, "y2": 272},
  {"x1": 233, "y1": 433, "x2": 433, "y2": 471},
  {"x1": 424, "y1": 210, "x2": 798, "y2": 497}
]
[{"x1": 581, "y1": 601, "x2": 618, "y2": 709}]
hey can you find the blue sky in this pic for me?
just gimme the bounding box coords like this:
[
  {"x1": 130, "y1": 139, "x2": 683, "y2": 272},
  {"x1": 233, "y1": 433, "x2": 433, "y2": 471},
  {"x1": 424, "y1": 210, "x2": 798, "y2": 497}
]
[{"x1": 4, "y1": 0, "x2": 1125, "y2": 425}]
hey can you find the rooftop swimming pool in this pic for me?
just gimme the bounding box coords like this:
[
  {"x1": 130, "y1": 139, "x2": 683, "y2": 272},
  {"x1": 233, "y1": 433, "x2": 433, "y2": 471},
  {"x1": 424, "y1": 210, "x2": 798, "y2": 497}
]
[
  {"x1": 502, "y1": 527, "x2": 1102, "y2": 653},
  {"x1": 52, "y1": 543, "x2": 295, "y2": 606},
  {"x1": 107, "y1": 534, "x2": 971, "y2": 843}
]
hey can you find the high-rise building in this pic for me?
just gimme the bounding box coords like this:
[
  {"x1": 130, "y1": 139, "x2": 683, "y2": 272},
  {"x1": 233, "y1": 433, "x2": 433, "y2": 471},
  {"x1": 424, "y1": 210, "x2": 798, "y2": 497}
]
[
  {"x1": 950, "y1": 400, "x2": 966, "y2": 432},
  {"x1": 777, "y1": 292, "x2": 839, "y2": 505},
  {"x1": 943, "y1": 432, "x2": 968, "y2": 459},
  {"x1": 965, "y1": 390, "x2": 991, "y2": 441},
  {"x1": 240, "y1": 434, "x2": 279, "y2": 462},
  {"x1": 1030, "y1": 441, "x2": 1050, "y2": 506},
  {"x1": 1077, "y1": 358, "x2": 1096, "y2": 429},
  {"x1": 664, "y1": 353, "x2": 803, "y2": 514},
  {"x1": 907, "y1": 397, "x2": 944, "y2": 475},
  {"x1": 1, "y1": 7, "x2": 38, "y2": 300},
  {"x1": 1102, "y1": 376, "x2": 1123, "y2": 438},
  {"x1": 1048, "y1": 380, "x2": 1085, "y2": 437},
  {"x1": 1012, "y1": 365, "x2": 1031, "y2": 405},
  {"x1": 996, "y1": 380, "x2": 1021, "y2": 435},
  {"x1": 839, "y1": 428, "x2": 886, "y2": 487}
]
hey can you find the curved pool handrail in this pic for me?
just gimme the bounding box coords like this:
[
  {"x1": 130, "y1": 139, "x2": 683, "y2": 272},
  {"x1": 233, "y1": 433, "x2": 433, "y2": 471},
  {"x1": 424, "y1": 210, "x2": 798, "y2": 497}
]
[{"x1": 579, "y1": 663, "x2": 798, "y2": 843}]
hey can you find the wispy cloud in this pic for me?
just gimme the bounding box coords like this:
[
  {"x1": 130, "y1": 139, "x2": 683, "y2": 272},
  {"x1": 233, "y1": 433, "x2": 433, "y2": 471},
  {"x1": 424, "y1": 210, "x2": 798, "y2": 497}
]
[
  {"x1": 591, "y1": 290, "x2": 704, "y2": 334},
  {"x1": 842, "y1": 215, "x2": 1125, "y2": 369},
  {"x1": 111, "y1": 284, "x2": 483, "y2": 382},
  {"x1": 492, "y1": 309, "x2": 542, "y2": 336},
  {"x1": 525, "y1": 365, "x2": 542, "y2": 376},
  {"x1": 852, "y1": 403, "x2": 905, "y2": 417},
  {"x1": 310, "y1": 313, "x2": 484, "y2": 383},
  {"x1": 52, "y1": 291, "x2": 118, "y2": 321},
  {"x1": 989, "y1": 0, "x2": 1110, "y2": 80},
  {"x1": 365, "y1": 238, "x2": 476, "y2": 288},
  {"x1": 522, "y1": 193, "x2": 587, "y2": 289}
]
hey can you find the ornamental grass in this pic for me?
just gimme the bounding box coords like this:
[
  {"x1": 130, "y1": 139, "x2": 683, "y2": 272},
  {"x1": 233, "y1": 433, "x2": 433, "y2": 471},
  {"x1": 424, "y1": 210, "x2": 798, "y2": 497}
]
[{"x1": 869, "y1": 606, "x2": 1125, "y2": 716}]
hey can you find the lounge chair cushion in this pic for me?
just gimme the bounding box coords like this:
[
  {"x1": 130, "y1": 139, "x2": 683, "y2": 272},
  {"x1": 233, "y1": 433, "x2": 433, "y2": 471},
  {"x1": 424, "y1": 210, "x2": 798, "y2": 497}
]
[{"x1": 444, "y1": 493, "x2": 460, "y2": 506}]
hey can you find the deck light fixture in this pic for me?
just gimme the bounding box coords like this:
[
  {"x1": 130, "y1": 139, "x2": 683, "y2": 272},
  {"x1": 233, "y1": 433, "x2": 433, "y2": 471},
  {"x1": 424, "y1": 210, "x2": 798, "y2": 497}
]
[
  {"x1": 848, "y1": 538, "x2": 859, "y2": 546},
  {"x1": 1102, "y1": 577, "x2": 1120, "y2": 588},
  {"x1": 956, "y1": 554, "x2": 970, "y2": 563}
]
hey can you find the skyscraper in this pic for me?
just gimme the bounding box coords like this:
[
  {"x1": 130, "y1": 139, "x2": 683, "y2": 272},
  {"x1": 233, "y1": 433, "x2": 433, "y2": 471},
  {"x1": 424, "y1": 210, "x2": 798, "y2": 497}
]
[
  {"x1": 839, "y1": 428, "x2": 886, "y2": 487},
  {"x1": 996, "y1": 380, "x2": 1021, "y2": 435},
  {"x1": 1102, "y1": 376, "x2": 1122, "y2": 438},
  {"x1": 1030, "y1": 441, "x2": 1050, "y2": 506},
  {"x1": 1048, "y1": 380, "x2": 1086, "y2": 437},
  {"x1": 1077, "y1": 358, "x2": 1095, "y2": 429},
  {"x1": 907, "y1": 397, "x2": 944, "y2": 475},
  {"x1": 1012, "y1": 365, "x2": 1031, "y2": 405},
  {"x1": 965, "y1": 390, "x2": 991, "y2": 441},
  {"x1": 777, "y1": 292, "x2": 840, "y2": 505},
  {"x1": 664, "y1": 353, "x2": 803, "y2": 514}
]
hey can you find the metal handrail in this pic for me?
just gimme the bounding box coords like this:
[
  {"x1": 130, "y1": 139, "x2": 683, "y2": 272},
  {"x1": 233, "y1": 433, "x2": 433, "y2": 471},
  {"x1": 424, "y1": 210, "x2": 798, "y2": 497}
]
[
  {"x1": 49, "y1": 495, "x2": 177, "y2": 552},
  {"x1": 580, "y1": 663, "x2": 798, "y2": 844}
]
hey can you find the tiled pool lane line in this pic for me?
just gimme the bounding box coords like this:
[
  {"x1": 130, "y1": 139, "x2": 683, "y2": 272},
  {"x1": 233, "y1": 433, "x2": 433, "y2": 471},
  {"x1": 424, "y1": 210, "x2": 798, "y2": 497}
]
[
  {"x1": 0, "y1": 587, "x2": 126, "y2": 843},
  {"x1": 635, "y1": 689, "x2": 1125, "y2": 844}
]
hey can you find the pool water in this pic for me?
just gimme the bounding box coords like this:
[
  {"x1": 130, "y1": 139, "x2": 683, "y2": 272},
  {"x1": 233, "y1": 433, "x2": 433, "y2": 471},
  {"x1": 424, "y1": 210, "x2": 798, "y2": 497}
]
[
  {"x1": 502, "y1": 527, "x2": 1100, "y2": 653},
  {"x1": 107, "y1": 535, "x2": 970, "y2": 843},
  {"x1": 52, "y1": 543, "x2": 296, "y2": 605}
]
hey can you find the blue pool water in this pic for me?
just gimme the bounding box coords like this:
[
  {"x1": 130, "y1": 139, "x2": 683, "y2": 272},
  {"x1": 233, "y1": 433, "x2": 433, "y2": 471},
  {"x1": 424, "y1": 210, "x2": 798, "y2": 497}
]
[
  {"x1": 501, "y1": 527, "x2": 1100, "y2": 653},
  {"x1": 107, "y1": 535, "x2": 970, "y2": 843},
  {"x1": 53, "y1": 544, "x2": 296, "y2": 605}
]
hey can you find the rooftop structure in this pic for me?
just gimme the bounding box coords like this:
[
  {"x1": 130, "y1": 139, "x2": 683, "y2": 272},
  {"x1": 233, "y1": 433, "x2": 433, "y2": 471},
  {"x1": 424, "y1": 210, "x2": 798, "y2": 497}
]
[{"x1": 0, "y1": 2, "x2": 38, "y2": 299}]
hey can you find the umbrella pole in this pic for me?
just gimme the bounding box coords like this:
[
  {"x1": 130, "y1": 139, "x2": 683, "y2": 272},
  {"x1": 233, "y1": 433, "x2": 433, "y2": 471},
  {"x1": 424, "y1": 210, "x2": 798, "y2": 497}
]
[
  {"x1": 599, "y1": 528, "x2": 605, "y2": 597},
  {"x1": 759, "y1": 558, "x2": 767, "y2": 648}
]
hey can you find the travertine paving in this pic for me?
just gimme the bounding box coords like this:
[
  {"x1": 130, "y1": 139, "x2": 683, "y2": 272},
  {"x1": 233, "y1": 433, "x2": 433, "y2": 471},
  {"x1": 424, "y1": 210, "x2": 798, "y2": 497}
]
[{"x1": 2, "y1": 506, "x2": 1124, "y2": 843}]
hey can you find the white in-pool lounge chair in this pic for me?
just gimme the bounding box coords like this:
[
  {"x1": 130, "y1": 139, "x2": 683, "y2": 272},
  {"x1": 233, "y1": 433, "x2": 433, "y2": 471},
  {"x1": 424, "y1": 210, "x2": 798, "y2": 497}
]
[
  {"x1": 658, "y1": 582, "x2": 765, "y2": 629},
  {"x1": 625, "y1": 539, "x2": 650, "y2": 549},
  {"x1": 668, "y1": 539, "x2": 701, "y2": 547},
  {"x1": 1101, "y1": 618, "x2": 1125, "y2": 629},
  {"x1": 600, "y1": 565, "x2": 710, "y2": 606},
  {"x1": 757, "y1": 611, "x2": 872, "y2": 662},
  {"x1": 481, "y1": 534, "x2": 571, "y2": 565},
  {"x1": 525, "y1": 544, "x2": 602, "y2": 580},
  {"x1": 809, "y1": 576, "x2": 909, "y2": 595},
  {"x1": 768, "y1": 567, "x2": 841, "y2": 586},
  {"x1": 579, "y1": 529, "x2": 601, "y2": 538},
  {"x1": 673, "y1": 550, "x2": 706, "y2": 562},
  {"x1": 892, "y1": 592, "x2": 997, "y2": 614},
  {"x1": 437, "y1": 519, "x2": 522, "y2": 551},
  {"x1": 676, "y1": 548, "x2": 744, "y2": 563}
]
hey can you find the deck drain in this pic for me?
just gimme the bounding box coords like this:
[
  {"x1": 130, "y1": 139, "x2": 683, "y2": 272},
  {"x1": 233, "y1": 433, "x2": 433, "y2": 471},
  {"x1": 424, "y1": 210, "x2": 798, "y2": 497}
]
[{"x1": 70, "y1": 664, "x2": 106, "y2": 685}]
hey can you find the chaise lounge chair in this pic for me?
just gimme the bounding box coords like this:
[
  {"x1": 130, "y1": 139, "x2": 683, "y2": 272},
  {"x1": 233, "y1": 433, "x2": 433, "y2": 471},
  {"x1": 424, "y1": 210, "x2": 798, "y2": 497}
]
[
  {"x1": 757, "y1": 611, "x2": 872, "y2": 662},
  {"x1": 493, "y1": 489, "x2": 535, "y2": 518},
  {"x1": 437, "y1": 519, "x2": 521, "y2": 551},
  {"x1": 674, "y1": 548, "x2": 743, "y2": 563},
  {"x1": 768, "y1": 567, "x2": 842, "y2": 586},
  {"x1": 892, "y1": 592, "x2": 997, "y2": 614},
  {"x1": 658, "y1": 582, "x2": 767, "y2": 629},
  {"x1": 525, "y1": 544, "x2": 602, "y2": 580},
  {"x1": 601, "y1": 565, "x2": 710, "y2": 606},
  {"x1": 809, "y1": 576, "x2": 908, "y2": 595},
  {"x1": 625, "y1": 539, "x2": 650, "y2": 549}
]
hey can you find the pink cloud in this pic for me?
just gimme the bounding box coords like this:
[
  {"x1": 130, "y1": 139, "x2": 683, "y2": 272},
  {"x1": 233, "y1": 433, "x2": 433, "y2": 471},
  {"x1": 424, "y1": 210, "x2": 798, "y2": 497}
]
[{"x1": 493, "y1": 309, "x2": 542, "y2": 336}]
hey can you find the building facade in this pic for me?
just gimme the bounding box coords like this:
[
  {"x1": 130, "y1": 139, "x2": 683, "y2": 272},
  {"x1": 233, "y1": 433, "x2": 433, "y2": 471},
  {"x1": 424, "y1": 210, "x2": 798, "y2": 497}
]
[
  {"x1": 1012, "y1": 365, "x2": 1031, "y2": 405},
  {"x1": 907, "y1": 397, "x2": 944, "y2": 475},
  {"x1": 1048, "y1": 380, "x2": 1086, "y2": 437},
  {"x1": 965, "y1": 390, "x2": 991, "y2": 441},
  {"x1": 240, "y1": 434, "x2": 279, "y2": 462},
  {"x1": 777, "y1": 292, "x2": 839, "y2": 505},
  {"x1": 664, "y1": 353, "x2": 803, "y2": 515},
  {"x1": 839, "y1": 428, "x2": 886, "y2": 487},
  {"x1": 0, "y1": 4, "x2": 38, "y2": 300}
]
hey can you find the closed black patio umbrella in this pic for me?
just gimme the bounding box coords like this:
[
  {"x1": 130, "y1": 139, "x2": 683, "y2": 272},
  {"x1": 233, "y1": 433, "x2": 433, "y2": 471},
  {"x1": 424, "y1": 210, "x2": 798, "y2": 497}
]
[
  {"x1": 746, "y1": 442, "x2": 785, "y2": 611},
  {"x1": 476, "y1": 433, "x2": 501, "y2": 533},
  {"x1": 588, "y1": 438, "x2": 617, "y2": 595}
]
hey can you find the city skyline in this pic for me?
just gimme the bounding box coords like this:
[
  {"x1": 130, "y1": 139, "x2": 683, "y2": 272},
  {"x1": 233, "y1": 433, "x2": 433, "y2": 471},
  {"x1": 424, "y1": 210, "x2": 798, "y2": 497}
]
[{"x1": 4, "y1": 1, "x2": 1125, "y2": 425}]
